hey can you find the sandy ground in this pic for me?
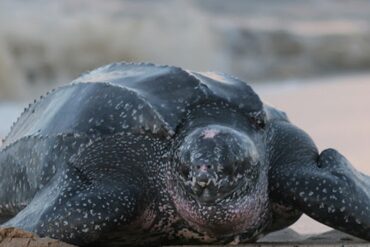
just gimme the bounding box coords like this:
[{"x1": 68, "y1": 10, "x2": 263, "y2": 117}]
[
  {"x1": 0, "y1": 228, "x2": 76, "y2": 247},
  {"x1": 0, "y1": 73, "x2": 369, "y2": 244}
]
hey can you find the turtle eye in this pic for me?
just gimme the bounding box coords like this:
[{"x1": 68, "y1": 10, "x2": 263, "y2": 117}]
[
  {"x1": 249, "y1": 112, "x2": 266, "y2": 129},
  {"x1": 180, "y1": 164, "x2": 190, "y2": 178},
  {"x1": 222, "y1": 162, "x2": 235, "y2": 176},
  {"x1": 235, "y1": 160, "x2": 248, "y2": 174}
]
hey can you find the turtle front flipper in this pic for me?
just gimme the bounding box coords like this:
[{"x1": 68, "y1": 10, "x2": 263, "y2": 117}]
[
  {"x1": 267, "y1": 120, "x2": 370, "y2": 241},
  {"x1": 2, "y1": 136, "x2": 153, "y2": 247},
  {"x1": 2, "y1": 168, "x2": 147, "y2": 246}
]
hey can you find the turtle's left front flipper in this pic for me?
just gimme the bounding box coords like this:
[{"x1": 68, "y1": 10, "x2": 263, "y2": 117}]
[{"x1": 267, "y1": 121, "x2": 370, "y2": 241}]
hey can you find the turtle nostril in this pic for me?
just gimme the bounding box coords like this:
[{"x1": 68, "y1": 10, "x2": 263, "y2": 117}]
[
  {"x1": 197, "y1": 164, "x2": 209, "y2": 172},
  {"x1": 222, "y1": 164, "x2": 234, "y2": 176},
  {"x1": 180, "y1": 165, "x2": 190, "y2": 178}
]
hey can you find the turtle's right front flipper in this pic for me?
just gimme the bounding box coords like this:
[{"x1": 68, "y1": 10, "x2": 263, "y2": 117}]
[
  {"x1": 2, "y1": 135, "x2": 151, "y2": 246},
  {"x1": 0, "y1": 134, "x2": 91, "y2": 225},
  {"x1": 3, "y1": 170, "x2": 145, "y2": 246},
  {"x1": 0, "y1": 138, "x2": 40, "y2": 224}
]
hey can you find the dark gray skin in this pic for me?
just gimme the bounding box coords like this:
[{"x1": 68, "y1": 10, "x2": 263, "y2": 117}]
[{"x1": 0, "y1": 63, "x2": 369, "y2": 246}]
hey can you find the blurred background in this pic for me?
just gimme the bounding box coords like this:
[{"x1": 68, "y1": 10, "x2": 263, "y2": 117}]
[
  {"x1": 0, "y1": 0, "x2": 369, "y2": 237},
  {"x1": 1, "y1": 0, "x2": 370, "y2": 100}
]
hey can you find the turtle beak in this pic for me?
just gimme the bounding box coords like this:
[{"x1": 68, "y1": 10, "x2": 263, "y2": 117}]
[
  {"x1": 196, "y1": 173, "x2": 213, "y2": 189},
  {"x1": 196, "y1": 165, "x2": 212, "y2": 186},
  {"x1": 190, "y1": 165, "x2": 218, "y2": 202}
]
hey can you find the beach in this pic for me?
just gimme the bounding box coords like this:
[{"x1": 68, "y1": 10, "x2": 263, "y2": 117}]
[{"x1": 0, "y1": 0, "x2": 370, "y2": 245}]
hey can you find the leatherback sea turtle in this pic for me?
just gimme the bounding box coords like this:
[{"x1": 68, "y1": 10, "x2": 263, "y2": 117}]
[{"x1": 0, "y1": 63, "x2": 369, "y2": 246}]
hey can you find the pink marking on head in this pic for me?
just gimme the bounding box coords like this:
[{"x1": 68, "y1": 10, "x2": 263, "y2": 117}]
[
  {"x1": 202, "y1": 129, "x2": 220, "y2": 139},
  {"x1": 199, "y1": 165, "x2": 208, "y2": 172}
]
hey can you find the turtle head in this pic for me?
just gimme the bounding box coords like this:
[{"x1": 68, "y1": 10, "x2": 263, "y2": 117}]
[
  {"x1": 175, "y1": 125, "x2": 260, "y2": 204},
  {"x1": 167, "y1": 123, "x2": 270, "y2": 238}
]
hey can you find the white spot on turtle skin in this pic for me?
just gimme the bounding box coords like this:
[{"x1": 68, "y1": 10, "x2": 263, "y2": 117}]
[{"x1": 201, "y1": 129, "x2": 220, "y2": 139}]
